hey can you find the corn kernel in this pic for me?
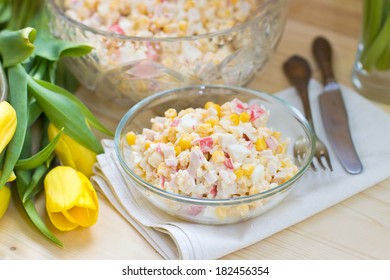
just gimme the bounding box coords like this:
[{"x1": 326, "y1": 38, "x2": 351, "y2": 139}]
[
  {"x1": 204, "y1": 101, "x2": 221, "y2": 116},
  {"x1": 272, "y1": 131, "x2": 282, "y2": 140},
  {"x1": 163, "y1": 23, "x2": 177, "y2": 34},
  {"x1": 136, "y1": 3, "x2": 148, "y2": 15},
  {"x1": 157, "y1": 163, "x2": 169, "y2": 177},
  {"x1": 177, "y1": 133, "x2": 192, "y2": 150},
  {"x1": 205, "y1": 117, "x2": 219, "y2": 127},
  {"x1": 135, "y1": 16, "x2": 149, "y2": 30},
  {"x1": 242, "y1": 164, "x2": 254, "y2": 176},
  {"x1": 153, "y1": 17, "x2": 168, "y2": 29},
  {"x1": 134, "y1": 167, "x2": 145, "y2": 177},
  {"x1": 184, "y1": 0, "x2": 195, "y2": 10},
  {"x1": 211, "y1": 150, "x2": 225, "y2": 163},
  {"x1": 210, "y1": 0, "x2": 220, "y2": 7},
  {"x1": 109, "y1": 0, "x2": 118, "y2": 9},
  {"x1": 174, "y1": 146, "x2": 182, "y2": 156},
  {"x1": 255, "y1": 137, "x2": 267, "y2": 151},
  {"x1": 239, "y1": 112, "x2": 250, "y2": 123},
  {"x1": 217, "y1": 9, "x2": 232, "y2": 19},
  {"x1": 178, "y1": 20, "x2": 188, "y2": 32},
  {"x1": 144, "y1": 141, "x2": 151, "y2": 150},
  {"x1": 204, "y1": 101, "x2": 214, "y2": 109},
  {"x1": 234, "y1": 168, "x2": 244, "y2": 180},
  {"x1": 216, "y1": 207, "x2": 227, "y2": 220},
  {"x1": 229, "y1": 113, "x2": 239, "y2": 126},
  {"x1": 276, "y1": 143, "x2": 286, "y2": 154},
  {"x1": 164, "y1": 108, "x2": 177, "y2": 119},
  {"x1": 249, "y1": 186, "x2": 259, "y2": 196},
  {"x1": 167, "y1": 127, "x2": 177, "y2": 142},
  {"x1": 236, "y1": 205, "x2": 249, "y2": 216},
  {"x1": 178, "y1": 108, "x2": 195, "y2": 117},
  {"x1": 222, "y1": 20, "x2": 235, "y2": 29},
  {"x1": 197, "y1": 123, "x2": 213, "y2": 136},
  {"x1": 85, "y1": 0, "x2": 98, "y2": 9},
  {"x1": 281, "y1": 158, "x2": 294, "y2": 168},
  {"x1": 126, "y1": 132, "x2": 136, "y2": 145},
  {"x1": 201, "y1": 17, "x2": 209, "y2": 27}
]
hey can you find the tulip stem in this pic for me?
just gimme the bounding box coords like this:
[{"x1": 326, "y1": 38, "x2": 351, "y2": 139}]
[{"x1": 360, "y1": 0, "x2": 390, "y2": 71}]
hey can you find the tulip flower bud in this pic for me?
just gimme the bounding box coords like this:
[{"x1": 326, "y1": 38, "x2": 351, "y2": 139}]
[
  {"x1": 0, "y1": 101, "x2": 17, "y2": 154},
  {"x1": 0, "y1": 172, "x2": 17, "y2": 219},
  {"x1": 48, "y1": 123, "x2": 97, "y2": 177},
  {"x1": 44, "y1": 166, "x2": 99, "y2": 231},
  {"x1": 0, "y1": 186, "x2": 11, "y2": 219}
]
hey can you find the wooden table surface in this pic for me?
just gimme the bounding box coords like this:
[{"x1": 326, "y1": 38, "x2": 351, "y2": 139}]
[{"x1": 1, "y1": 0, "x2": 390, "y2": 260}]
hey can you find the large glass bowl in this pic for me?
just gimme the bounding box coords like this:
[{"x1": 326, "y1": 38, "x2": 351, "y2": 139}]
[
  {"x1": 47, "y1": 0, "x2": 288, "y2": 107},
  {"x1": 115, "y1": 85, "x2": 314, "y2": 225}
]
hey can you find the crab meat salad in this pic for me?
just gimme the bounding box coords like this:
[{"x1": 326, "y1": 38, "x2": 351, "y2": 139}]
[{"x1": 125, "y1": 98, "x2": 298, "y2": 201}]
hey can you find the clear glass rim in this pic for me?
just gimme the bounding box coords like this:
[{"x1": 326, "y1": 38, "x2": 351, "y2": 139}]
[
  {"x1": 114, "y1": 84, "x2": 315, "y2": 206},
  {"x1": 47, "y1": 0, "x2": 285, "y2": 42}
]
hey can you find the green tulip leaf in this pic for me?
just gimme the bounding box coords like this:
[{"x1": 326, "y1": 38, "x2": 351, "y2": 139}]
[
  {"x1": 34, "y1": 32, "x2": 93, "y2": 62},
  {"x1": 22, "y1": 158, "x2": 54, "y2": 203},
  {"x1": 0, "y1": 64, "x2": 28, "y2": 188},
  {"x1": 15, "y1": 169, "x2": 62, "y2": 247},
  {"x1": 0, "y1": 27, "x2": 36, "y2": 67},
  {"x1": 27, "y1": 75, "x2": 103, "y2": 154},
  {"x1": 24, "y1": 198, "x2": 63, "y2": 247},
  {"x1": 34, "y1": 78, "x2": 114, "y2": 137},
  {"x1": 15, "y1": 127, "x2": 63, "y2": 170}
]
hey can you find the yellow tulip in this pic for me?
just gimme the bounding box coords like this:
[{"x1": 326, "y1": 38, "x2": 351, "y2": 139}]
[
  {"x1": 0, "y1": 173, "x2": 16, "y2": 219},
  {"x1": 48, "y1": 123, "x2": 97, "y2": 177},
  {"x1": 0, "y1": 186, "x2": 11, "y2": 219},
  {"x1": 0, "y1": 101, "x2": 17, "y2": 154},
  {"x1": 44, "y1": 166, "x2": 99, "y2": 231}
]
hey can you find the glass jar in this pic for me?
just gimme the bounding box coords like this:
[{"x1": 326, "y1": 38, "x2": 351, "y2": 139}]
[{"x1": 352, "y1": 0, "x2": 390, "y2": 104}]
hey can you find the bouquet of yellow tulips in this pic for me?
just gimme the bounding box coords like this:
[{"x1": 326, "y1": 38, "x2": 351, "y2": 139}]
[{"x1": 0, "y1": 0, "x2": 112, "y2": 246}]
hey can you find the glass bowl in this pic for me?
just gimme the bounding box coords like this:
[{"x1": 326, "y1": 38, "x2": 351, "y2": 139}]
[
  {"x1": 115, "y1": 85, "x2": 314, "y2": 224},
  {"x1": 46, "y1": 0, "x2": 288, "y2": 107}
]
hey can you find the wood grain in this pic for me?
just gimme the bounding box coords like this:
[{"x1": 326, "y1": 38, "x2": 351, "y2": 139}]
[{"x1": 1, "y1": 0, "x2": 390, "y2": 260}]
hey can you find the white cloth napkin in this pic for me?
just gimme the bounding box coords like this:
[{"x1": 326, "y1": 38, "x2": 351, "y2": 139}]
[{"x1": 90, "y1": 80, "x2": 390, "y2": 260}]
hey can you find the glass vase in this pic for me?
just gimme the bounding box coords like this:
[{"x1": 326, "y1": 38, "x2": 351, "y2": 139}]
[{"x1": 352, "y1": 0, "x2": 390, "y2": 104}]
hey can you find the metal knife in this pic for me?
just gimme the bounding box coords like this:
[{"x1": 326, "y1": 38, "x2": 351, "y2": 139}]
[{"x1": 312, "y1": 36, "x2": 363, "y2": 174}]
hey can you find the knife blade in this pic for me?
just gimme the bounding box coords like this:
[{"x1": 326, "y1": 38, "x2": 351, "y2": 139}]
[{"x1": 312, "y1": 36, "x2": 363, "y2": 174}]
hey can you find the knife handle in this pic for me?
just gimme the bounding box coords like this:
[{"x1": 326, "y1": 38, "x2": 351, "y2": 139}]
[{"x1": 312, "y1": 36, "x2": 336, "y2": 85}]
